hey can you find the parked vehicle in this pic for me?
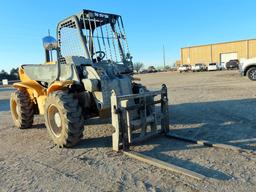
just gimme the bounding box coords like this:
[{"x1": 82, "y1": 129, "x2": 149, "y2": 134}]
[
  {"x1": 239, "y1": 58, "x2": 256, "y2": 81},
  {"x1": 218, "y1": 63, "x2": 224, "y2": 70},
  {"x1": 226, "y1": 59, "x2": 239, "y2": 70},
  {"x1": 192, "y1": 63, "x2": 207, "y2": 72},
  {"x1": 147, "y1": 66, "x2": 157, "y2": 73},
  {"x1": 208, "y1": 63, "x2": 218, "y2": 71},
  {"x1": 178, "y1": 64, "x2": 191, "y2": 73}
]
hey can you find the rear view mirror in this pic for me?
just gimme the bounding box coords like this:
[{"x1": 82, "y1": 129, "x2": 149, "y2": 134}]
[{"x1": 42, "y1": 36, "x2": 58, "y2": 50}]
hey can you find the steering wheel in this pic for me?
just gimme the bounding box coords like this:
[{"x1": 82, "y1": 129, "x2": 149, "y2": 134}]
[{"x1": 92, "y1": 51, "x2": 106, "y2": 62}]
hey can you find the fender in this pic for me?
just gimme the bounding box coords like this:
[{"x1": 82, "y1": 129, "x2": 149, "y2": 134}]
[
  {"x1": 47, "y1": 80, "x2": 75, "y2": 95},
  {"x1": 13, "y1": 80, "x2": 46, "y2": 97},
  {"x1": 244, "y1": 64, "x2": 256, "y2": 76}
]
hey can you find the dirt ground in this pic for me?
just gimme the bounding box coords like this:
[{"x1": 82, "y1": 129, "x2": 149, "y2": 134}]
[{"x1": 0, "y1": 70, "x2": 256, "y2": 192}]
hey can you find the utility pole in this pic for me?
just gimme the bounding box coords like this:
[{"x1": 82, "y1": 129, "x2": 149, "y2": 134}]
[{"x1": 163, "y1": 45, "x2": 166, "y2": 68}]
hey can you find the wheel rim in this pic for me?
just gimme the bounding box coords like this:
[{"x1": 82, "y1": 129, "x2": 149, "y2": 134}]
[
  {"x1": 249, "y1": 70, "x2": 256, "y2": 80},
  {"x1": 11, "y1": 99, "x2": 18, "y2": 120},
  {"x1": 47, "y1": 104, "x2": 62, "y2": 137}
]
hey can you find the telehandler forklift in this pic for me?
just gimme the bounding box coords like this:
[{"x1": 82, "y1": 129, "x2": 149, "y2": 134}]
[
  {"x1": 12, "y1": 9, "x2": 243, "y2": 180},
  {"x1": 10, "y1": 10, "x2": 169, "y2": 150}
]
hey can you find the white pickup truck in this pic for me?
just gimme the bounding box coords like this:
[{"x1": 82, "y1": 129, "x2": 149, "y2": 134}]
[
  {"x1": 208, "y1": 63, "x2": 219, "y2": 71},
  {"x1": 178, "y1": 64, "x2": 191, "y2": 73},
  {"x1": 191, "y1": 63, "x2": 207, "y2": 72},
  {"x1": 239, "y1": 58, "x2": 256, "y2": 81}
]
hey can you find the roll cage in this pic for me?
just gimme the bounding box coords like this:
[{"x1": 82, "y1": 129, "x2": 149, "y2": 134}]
[{"x1": 56, "y1": 10, "x2": 132, "y2": 65}]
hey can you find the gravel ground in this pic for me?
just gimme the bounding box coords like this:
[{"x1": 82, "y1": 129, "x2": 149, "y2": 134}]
[{"x1": 0, "y1": 70, "x2": 256, "y2": 192}]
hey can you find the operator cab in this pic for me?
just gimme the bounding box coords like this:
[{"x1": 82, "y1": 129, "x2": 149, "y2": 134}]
[
  {"x1": 39, "y1": 9, "x2": 134, "y2": 87},
  {"x1": 42, "y1": 10, "x2": 134, "y2": 78},
  {"x1": 56, "y1": 10, "x2": 133, "y2": 67}
]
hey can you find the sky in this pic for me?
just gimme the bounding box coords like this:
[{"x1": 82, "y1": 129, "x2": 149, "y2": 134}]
[{"x1": 0, "y1": 0, "x2": 256, "y2": 72}]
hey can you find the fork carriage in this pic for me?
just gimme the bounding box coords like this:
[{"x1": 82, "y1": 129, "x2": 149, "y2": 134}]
[{"x1": 111, "y1": 84, "x2": 169, "y2": 151}]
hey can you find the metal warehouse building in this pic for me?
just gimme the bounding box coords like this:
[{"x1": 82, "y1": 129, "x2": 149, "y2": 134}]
[{"x1": 180, "y1": 39, "x2": 256, "y2": 67}]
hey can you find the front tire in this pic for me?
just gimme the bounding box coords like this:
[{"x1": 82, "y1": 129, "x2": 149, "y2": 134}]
[
  {"x1": 10, "y1": 89, "x2": 34, "y2": 128},
  {"x1": 247, "y1": 67, "x2": 256, "y2": 81},
  {"x1": 44, "y1": 91, "x2": 84, "y2": 147}
]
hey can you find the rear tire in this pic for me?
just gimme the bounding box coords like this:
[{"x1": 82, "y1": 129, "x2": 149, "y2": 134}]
[
  {"x1": 44, "y1": 90, "x2": 84, "y2": 147},
  {"x1": 247, "y1": 67, "x2": 256, "y2": 81},
  {"x1": 10, "y1": 89, "x2": 34, "y2": 128}
]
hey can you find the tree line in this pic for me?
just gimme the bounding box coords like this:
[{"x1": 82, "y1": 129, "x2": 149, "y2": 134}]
[
  {"x1": 0, "y1": 68, "x2": 19, "y2": 80},
  {"x1": 133, "y1": 62, "x2": 176, "y2": 73}
]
